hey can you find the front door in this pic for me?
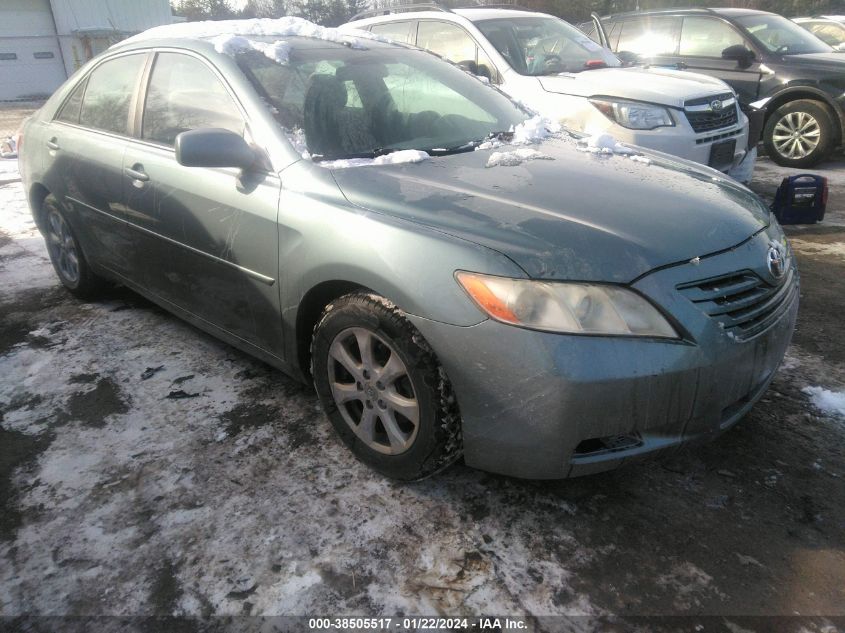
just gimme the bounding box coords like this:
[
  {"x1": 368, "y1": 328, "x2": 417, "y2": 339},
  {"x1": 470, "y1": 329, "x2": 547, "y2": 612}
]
[{"x1": 122, "y1": 51, "x2": 283, "y2": 355}]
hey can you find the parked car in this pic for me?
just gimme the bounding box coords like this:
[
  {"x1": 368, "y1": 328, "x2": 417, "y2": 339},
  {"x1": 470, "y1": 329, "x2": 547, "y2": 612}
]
[
  {"x1": 20, "y1": 18, "x2": 798, "y2": 481},
  {"x1": 792, "y1": 17, "x2": 845, "y2": 51},
  {"x1": 584, "y1": 8, "x2": 845, "y2": 167},
  {"x1": 344, "y1": 7, "x2": 754, "y2": 179}
]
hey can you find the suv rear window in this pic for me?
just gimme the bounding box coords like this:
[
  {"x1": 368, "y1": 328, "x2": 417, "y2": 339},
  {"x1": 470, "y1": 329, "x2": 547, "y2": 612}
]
[{"x1": 369, "y1": 21, "x2": 415, "y2": 44}]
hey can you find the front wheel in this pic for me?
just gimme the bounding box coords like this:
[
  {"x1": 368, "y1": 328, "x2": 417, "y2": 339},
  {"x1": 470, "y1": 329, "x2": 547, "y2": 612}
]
[
  {"x1": 763, "y1": 99, "x2": 836, "y2": 167},
  {"x1": 311, "y1": 293, "x2": 462, "y2": 480}
]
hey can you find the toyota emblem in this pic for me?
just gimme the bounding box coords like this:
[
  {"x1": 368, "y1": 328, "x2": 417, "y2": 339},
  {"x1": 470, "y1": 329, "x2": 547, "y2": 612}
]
[
  {"x1": 710, "y1": 99, "x2": 724, "y2": 112},
  {"x1": 767, "y1": 243, "x2": 787, "y2": 279}
]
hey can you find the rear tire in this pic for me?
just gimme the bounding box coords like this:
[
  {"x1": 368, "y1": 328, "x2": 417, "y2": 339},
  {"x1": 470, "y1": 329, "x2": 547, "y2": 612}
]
[
  {"x1": 311, "y1": 292, "x2": 462, "y2": 481},
  {"x1": 42, "y1": 195, "x2": 107, "y2": 299},
  {"x1": 763, "y1": 99, "x2": 836, "y2": 167}
]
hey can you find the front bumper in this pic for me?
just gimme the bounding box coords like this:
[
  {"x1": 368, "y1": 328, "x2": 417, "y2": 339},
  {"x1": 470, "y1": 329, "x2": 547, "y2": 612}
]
[
  {"x1": 596, "y1": 107, "x2": 750, "y2": 173},
  {"x1": 409, "y1": 229, "x2": 798, "y2": 479}
]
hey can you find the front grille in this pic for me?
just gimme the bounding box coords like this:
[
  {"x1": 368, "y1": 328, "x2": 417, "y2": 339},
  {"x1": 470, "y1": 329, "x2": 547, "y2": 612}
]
[
  {"x1": 686, "y1": 106, "x2": 739, "y2": 133},
  {"x1": 684, "y1": 92, "x2": 739, "y2": 133},
  {"x1": 677, "y1": 267, "x2": 797, "y2": 341}
]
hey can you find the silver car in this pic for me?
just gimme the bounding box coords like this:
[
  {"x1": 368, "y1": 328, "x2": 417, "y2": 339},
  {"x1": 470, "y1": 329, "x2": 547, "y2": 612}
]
[{"x1": 19, "y1": 19, "x2": 798, "y2": 480}]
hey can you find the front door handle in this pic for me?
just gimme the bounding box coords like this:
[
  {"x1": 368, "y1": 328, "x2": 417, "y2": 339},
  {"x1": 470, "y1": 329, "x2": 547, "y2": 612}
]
[
  {"x1": 46, "y1": 138, "x2": 60, "y2": 151},
  {"x1": 124, "y1": 166, "x2": 149, "y2": 182}
]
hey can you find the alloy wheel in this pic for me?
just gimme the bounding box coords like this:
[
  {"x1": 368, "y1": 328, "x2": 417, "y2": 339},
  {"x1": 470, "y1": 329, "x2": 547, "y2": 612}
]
[
  {"x1": 327, "y1": 326, "x2": 420, "y2": 455},
  {"x1": 772, "y1": 111, "x2": 821, "y2": 160},
  {"x1": 46, "y1": 209, "x2": 80, "y2": 285}
]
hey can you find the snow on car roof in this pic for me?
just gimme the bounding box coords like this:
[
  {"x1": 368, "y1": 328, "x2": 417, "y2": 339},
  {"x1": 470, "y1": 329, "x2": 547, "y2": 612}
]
[{"x1": 121, "y1": 16, "x2": 383, "y2": 49}]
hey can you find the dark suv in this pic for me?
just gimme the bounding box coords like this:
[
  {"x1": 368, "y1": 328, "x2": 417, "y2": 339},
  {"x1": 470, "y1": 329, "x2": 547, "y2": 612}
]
[{"x1": 582, "y1": 8, "x2": 845, "y2": 167}]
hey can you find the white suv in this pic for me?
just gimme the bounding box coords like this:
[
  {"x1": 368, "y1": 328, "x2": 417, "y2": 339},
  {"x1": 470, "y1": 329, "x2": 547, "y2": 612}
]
[{"x1": 344, "y1": 7, "x2": 754, "y2": 178}]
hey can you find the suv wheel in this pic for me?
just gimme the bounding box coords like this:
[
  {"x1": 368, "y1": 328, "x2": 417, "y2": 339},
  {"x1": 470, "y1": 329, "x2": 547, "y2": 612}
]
[
  {"x1": 764, "y1": 99, "x2": 836, "y2": 167},
  {"x1": 42, "y1": 195, "x2": 107, "y2": 299},
  {"x1": 311, "y1": 292, "x2": 462, "y2": 480}
]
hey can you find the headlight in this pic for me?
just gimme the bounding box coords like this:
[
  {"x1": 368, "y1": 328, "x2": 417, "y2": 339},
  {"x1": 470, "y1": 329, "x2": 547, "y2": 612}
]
[
  {"x1": 456, "y1": 272, "x2": 678, "y2": 338},
  {"x1": 590, "y1": 99, "x2": 675, "y2": 130}
]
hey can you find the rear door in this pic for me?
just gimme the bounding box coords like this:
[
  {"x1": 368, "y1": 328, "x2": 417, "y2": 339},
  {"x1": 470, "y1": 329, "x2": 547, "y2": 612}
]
[
  {"x1": 122, "y1": 50, "x2": 283, "y2": 355},
  {"x1": 42, "y1": 52, "x2": 148, "y2": 279}
]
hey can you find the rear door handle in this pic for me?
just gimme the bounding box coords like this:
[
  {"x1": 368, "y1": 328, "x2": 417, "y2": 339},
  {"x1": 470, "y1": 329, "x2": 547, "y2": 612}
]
[
  {"x1": 124, "y1": 166, "x2": 149, "y2": 182},
  {"x1": 46, "y1": 139, "x2": 60, "y2": 150}
]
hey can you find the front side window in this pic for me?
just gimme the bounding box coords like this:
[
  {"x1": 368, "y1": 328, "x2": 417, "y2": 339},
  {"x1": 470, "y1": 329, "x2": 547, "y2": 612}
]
[
  {"x1": 736, "y1": 14, "x2": 833, "y2": 54},
  {"x1": 236, "y1": 43, "x2": 526, "y2": 161},
  {"x1": 370, "y1": 21, "x2": 415, "y2": 44},
  {"x1": 679, "y1": 17, "x2": 745, "y2": 57},
  {"x1": 79, "y1": 54, "x2": 146, "y2": 135},
  {"x1": 476, "y1": 17, "x2": 620, "y2": 76},
  {"x1": 142, "y1": 53, "x2": 244, "y2": 146},
  {"x1": 618, "y1": 16, "x2": 681, "y2": 56},
  {"x1": 803, "y1": 20, "x2": 845, "y2": 47}
]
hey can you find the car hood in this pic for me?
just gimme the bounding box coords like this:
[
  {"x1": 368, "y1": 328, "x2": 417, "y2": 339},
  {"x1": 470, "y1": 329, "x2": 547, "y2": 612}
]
[
  {"x1": 537, "y1": 66, "x2": 731, "y2": 108},
  {"x1": 329, "y1": 137, "x2": 770, "y2": 282},
  {"x1": 782, "y1": 51, "x2": 845, "y2": 69}
]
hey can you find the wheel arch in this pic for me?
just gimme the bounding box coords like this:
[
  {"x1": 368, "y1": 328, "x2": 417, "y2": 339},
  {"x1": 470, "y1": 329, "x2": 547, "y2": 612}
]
[
  {"x1": 28, "y1": 182, "x2": 51, "y2": 233},
  {"x1": 295, "y1": 279, "x2": 371, "y2": 380},
  {"x1": 764, "y1": 88, "x2": 844, "y2": 145}
]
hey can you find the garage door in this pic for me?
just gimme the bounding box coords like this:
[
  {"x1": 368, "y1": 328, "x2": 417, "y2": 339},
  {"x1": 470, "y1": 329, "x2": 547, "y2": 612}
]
[{"x1": 0, "y1": 0, "x2": 67, "y2": 101}]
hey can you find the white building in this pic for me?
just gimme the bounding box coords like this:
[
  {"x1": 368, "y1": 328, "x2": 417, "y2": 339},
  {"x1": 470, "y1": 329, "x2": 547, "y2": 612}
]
[{"x1": 0, "y1": 0, "x2": 173, "y2": 101}]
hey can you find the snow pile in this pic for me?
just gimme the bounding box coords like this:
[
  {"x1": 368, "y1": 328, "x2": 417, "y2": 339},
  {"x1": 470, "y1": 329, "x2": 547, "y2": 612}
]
[
  {"x1": 122, "y1": 16, "x2": 378, "y2": 49},
  {"x1": 476, "y1": 115, "x2": 560, "y2": 151},
  {"x1": 803, "y1": 386, "x2": 845, "y2": 418},
  {"x1": 211, "y1": 34, "x2": 292, "y2": 64},
  {"x1": 321, "y1": 149, "x2": 429, "y2": 170},
  {"x1": 578, "y1": 132, "x2": 637, "y2": 155},
  {"x1": 486, "y1": 148, "x2": 553, "y2": 168}
]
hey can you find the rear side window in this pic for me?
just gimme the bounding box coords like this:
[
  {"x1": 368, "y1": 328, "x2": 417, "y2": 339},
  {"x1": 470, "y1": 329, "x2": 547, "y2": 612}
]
[
  {"x1": 55, "y1": 79, "x2": 86, "y2": 124},
  {"x1": 680, "y1": 17, "x2": 745, "y2": 57},
  {"x1": 618, "y1": 16, "x2": 681, "y2": 55},
  {"x1": 370, "y1": 21, "x2": 415, "y2": 44},
  {"x1": 417, "y1": 21, "x2": 478, "y2": 67},
  {"x1": 79, "y1": 54, "x2": 146, "y2": 135},
  {"x1": 142, "y1": 52, "x2": 244, "y2": 146}
]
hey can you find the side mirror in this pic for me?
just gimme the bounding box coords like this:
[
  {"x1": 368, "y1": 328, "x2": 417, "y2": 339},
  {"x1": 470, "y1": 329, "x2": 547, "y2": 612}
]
[
  {"x1": 722, "y1": 44, "x2": 756, "y2": 68},
  {"x1": 175, "y1": 128, "x2": 256, "y2": 170},
  {"x1": 616, "y1": 50, "x2": 641, "y2": 66}
]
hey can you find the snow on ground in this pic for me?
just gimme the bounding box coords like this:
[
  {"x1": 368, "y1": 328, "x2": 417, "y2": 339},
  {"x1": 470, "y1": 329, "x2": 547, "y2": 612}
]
[
  {"x1": 789, "y1": 239, "x2": 845, "y2": 262},
  {"x1": 803, "y1": 387, "x2": 845, "y2": 419}
]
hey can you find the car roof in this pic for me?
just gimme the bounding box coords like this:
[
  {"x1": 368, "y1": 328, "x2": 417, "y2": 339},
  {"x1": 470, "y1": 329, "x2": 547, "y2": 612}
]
[
  {"x1": 603, "y1": 7, "x2": 771, "y2": 20},
  {"x1": 346, "y1": 7, "x2": 553, "y2": 28},
  {"x1": 110, "y1": 17, "x2": 402, "y2": 55}
]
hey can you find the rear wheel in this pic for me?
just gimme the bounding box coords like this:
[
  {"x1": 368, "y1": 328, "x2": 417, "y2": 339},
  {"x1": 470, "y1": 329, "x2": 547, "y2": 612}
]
[
  {"x1": 311, "y1": 292, "x2": 462, "y2": 480},
  {"x1": 42, "y1": 195, "x2": 107, "y2": 299},
  {"x1": 763, "y1": 99, "x2": 836, "y2": 167}
]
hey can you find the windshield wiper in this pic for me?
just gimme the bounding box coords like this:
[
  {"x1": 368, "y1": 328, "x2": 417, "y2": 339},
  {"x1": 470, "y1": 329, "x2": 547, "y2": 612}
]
[
  {"x1": 311, "y1": 146, "x2": 406, "y2": 162},
  {"x1": 428, "y1": 131, "x2": 515, "y2": 156}
]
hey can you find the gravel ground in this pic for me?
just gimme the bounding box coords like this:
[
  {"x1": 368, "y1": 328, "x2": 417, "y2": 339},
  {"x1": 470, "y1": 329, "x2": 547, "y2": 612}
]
[{"x1": 1, "y1": 104, "x2": 845, "y2": 631}]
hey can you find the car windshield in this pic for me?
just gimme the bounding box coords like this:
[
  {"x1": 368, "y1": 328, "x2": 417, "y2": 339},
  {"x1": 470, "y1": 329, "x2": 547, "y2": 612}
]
[
  {"x1": 475, "y1": 16, "x2": 621, "y2": 76},
  {"x1": 736, "y1": 14, "x2": 833, "y2": 55},
  {"x1": 234, "y1": 41, "x2": 528, "y2": 161}
]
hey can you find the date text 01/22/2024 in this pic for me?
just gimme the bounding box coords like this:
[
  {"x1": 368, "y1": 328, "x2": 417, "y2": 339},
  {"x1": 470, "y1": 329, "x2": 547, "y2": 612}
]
[{"x1": 308, "y1": 617, "x2": 529, "y2": 630}]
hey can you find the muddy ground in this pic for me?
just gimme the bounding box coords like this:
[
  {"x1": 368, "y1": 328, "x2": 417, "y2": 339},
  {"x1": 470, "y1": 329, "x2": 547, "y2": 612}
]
[{"x1": 1, "y1": 102, "x2": 844, "y2": 632}]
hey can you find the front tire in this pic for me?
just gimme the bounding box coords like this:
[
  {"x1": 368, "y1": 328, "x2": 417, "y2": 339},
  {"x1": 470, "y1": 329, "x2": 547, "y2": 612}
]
[
  {"x1": 763, "y1": 99, "x2": 836, "y2": 167},
  {"x1": 311, "y1": 293, "x2": 462, "y2": 480},
  {"x1": 42, "y1": 195, "x2": 107, "y2": 299}
]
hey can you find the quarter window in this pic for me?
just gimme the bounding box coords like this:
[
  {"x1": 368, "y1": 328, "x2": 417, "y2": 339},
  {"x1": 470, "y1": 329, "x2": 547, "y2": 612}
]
[
  {"x1": 56, "y1": 79, "x2": 86, "y2": 124},
  {"x1": 680, "y1": 17, "x2": 745, "y2": 57},
  {"x1": 142, "y1": 53, "x2": 244, "y2": 146},
  {"x1": 78, "y1": 54, "x2": 146, "y2": 135}
]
